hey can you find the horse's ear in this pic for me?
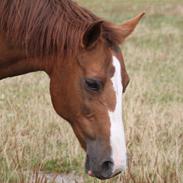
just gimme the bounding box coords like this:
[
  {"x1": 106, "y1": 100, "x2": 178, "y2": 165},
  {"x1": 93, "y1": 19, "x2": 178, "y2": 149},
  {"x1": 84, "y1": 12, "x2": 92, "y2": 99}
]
[
  {"x1": 119, "y1": 12, "x2": 145, "y2": 42},
  {"x1": 82, "y1": 21, "x2": 103, "y2": 49}
]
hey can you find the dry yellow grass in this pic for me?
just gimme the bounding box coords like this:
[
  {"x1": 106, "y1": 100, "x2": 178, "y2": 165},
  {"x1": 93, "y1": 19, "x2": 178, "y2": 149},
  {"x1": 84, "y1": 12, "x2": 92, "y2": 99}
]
[{"x1": 0, "y1": 0, "x2": 183, "y2": 183}]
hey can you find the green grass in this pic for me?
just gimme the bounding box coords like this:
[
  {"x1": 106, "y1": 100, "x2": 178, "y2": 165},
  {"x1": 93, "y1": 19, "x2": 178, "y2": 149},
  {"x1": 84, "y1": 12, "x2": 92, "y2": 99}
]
[{"x1": 0, "y1": 0, "x2": 183, "y2": 183}]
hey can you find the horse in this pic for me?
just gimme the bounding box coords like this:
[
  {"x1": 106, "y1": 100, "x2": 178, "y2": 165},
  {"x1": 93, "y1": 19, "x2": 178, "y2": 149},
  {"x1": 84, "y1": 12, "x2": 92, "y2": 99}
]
[{"x1": 0, "y1": 0, "x2": 144, "y2": 180}]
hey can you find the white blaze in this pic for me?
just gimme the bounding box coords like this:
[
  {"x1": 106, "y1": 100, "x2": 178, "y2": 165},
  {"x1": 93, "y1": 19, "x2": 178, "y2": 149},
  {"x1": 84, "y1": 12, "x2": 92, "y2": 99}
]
[{"x1": 109, "y1": 56, "x2": 127, "y2": 173}]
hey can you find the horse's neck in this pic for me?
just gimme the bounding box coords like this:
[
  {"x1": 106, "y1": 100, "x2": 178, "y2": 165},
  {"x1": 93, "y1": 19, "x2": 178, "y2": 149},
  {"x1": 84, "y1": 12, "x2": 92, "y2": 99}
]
[{"x1": 0, "y1": 33, "x2": 51, "y2": 80}]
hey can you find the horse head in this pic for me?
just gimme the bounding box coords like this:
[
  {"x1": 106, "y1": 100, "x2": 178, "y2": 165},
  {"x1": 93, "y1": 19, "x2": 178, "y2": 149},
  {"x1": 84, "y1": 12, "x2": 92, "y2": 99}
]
[{"x1": 49, "y1": 13, "x2": 144, "y2": 179}]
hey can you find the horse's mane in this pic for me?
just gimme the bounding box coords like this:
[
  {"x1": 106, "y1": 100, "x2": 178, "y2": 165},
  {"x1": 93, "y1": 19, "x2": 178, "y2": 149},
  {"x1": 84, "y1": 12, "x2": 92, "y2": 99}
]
[{"x1": 0, "y1": 0, "x2": 121, "y2": 57}]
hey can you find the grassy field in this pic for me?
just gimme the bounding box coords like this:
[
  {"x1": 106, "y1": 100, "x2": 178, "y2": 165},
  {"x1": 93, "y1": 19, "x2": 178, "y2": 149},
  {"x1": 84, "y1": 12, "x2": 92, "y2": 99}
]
[{"x1": 0, "y1": 0, "x2": 183, "y2": 183}]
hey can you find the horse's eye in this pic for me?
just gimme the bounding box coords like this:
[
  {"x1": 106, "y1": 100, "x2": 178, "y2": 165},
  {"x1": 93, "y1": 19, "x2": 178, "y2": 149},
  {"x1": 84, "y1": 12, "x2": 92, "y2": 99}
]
[{"x1": 84, "y1": 79, "x2": 103, "y2": 92}]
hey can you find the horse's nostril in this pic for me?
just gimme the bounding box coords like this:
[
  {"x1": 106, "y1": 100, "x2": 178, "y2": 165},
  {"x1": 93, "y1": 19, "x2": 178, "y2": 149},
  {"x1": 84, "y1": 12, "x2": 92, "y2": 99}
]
[
  {"x1": 101, "y1": 160, "x2": 113, "y2": 178},
  {"x1": 102, "y1": 160, "x2": 113, "y2": 171}
]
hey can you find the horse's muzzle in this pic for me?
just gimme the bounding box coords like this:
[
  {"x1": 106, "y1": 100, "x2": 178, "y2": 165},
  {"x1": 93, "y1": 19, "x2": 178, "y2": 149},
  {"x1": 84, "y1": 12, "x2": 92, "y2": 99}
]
[{"x1": 85, "y1": 154, "x2": 121, "y2": 180}]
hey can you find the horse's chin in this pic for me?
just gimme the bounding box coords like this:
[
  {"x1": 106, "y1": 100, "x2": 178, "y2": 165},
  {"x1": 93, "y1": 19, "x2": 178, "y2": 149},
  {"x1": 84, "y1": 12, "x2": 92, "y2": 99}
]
[{"x1": 86, "y1": 166, "x2": 121, "y2": 180}]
